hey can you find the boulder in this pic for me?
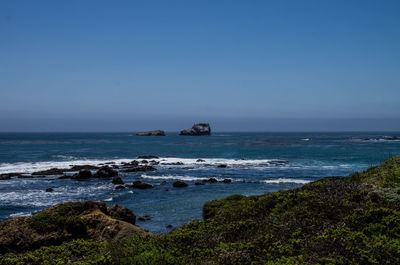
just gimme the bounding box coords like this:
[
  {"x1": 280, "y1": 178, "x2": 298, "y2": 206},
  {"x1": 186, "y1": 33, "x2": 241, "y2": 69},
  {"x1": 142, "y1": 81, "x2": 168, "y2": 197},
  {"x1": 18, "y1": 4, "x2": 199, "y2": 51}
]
[
  {"x1": 222, "y1": 178, "x2": 232, "y2": 183},
  {"x1": 127, "y1": 181, "x2": 153, "y2": 189},
  {"x1": 93, "y1": 166, "x2": 118, "y2": 178},
  {"x1": 173, "y1": 181, "x2": 188, "y2": 188},
  {"x1": 0, "y1": 201, "x2": 148, "y2": 253},
  {"x1": 179, "y1": 123, "x2": 211, "y2": 136},
  {"x1": 112, "y1": 177, "x2": 124, "y2": 185},
  {"x1": 217, "y1": 164, "x2": 227, "y2": 168},
  {"x1": 136, "y1": 130, "x2": 165, "y2": 136},
  {"x1": 71, "y1": 170, "x2": 93, "y2": 180},
  {"x1": 32, "y1": 168, "x2": 67, "y2": 176},
  {"x1": 45, "y1": 188, "x2": 54, "y2": 192}
]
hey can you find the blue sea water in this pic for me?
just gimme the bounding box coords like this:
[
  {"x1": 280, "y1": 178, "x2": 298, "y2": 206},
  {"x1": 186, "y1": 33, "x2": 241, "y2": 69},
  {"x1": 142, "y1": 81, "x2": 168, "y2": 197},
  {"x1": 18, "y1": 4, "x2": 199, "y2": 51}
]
[{"x1": 0, "y1": 132, "x2": 399, "y2": 233}]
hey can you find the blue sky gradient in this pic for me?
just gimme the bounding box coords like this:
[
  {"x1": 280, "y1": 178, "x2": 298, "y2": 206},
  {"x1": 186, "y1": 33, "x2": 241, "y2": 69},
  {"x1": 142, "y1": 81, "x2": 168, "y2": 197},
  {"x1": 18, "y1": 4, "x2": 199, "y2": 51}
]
[{"x1": 1, "y1": 0, "x2": 400, "y2": 131}]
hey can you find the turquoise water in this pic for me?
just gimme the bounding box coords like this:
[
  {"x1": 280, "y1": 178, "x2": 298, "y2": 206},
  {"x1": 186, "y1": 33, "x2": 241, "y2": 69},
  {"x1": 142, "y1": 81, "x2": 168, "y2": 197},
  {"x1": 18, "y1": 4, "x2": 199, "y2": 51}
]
[{"x1": 0, "y1": 132, "x2": 399, "y2": 233}]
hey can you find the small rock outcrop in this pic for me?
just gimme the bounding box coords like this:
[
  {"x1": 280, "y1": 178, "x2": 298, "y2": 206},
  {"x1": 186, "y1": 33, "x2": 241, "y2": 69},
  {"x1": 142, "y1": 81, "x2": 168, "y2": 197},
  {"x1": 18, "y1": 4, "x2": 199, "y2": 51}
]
[
  {"x1": 127, "y1": 181, "x2": 153, "y2": 189},
  {"x1": 136, "y1": 130, "x2": 165, "y2": 136},
  {"x1": 0, "y1": 201, "x2": 147, "y2": 253},
  {"x1": 71, "y1": 170, "x2": 93, "y2": 180},
  {"x1": 93, "y1": 166, "x2": 118, "y2": 178},
  {"x1": 180, "y1": 123, "x2": 211, "y2": 136},
  {"x1": 112, "y1": 177, "x2": 124, "y2": 185},
  {"x1": 173, "y1": 181, "x2": 188, "y2": 188}
]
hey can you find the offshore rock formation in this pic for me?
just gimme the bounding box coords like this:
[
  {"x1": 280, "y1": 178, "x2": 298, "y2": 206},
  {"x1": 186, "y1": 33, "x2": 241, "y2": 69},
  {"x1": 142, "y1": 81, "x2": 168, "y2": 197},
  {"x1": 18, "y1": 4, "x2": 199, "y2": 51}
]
[
  {"x1": 180, "y1": 123, "x2": 211, "y2": 136},
  {"x1": 0, "y1": 201, "x2": 148, "y2": 253},
  {"x1": 136, "y1": 130, "x2": 165, "y2": 136}
]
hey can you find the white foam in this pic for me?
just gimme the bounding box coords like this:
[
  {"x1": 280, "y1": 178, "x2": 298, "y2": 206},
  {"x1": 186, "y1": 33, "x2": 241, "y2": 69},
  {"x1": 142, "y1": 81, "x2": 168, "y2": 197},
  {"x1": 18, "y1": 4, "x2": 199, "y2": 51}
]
[
  {"x1": 0, "y1": 157, "x2": 288, "y2": 174},
  {"x1": 9, "y1": 212, "x2": 32, "y2": 218},
  {"x1": 262, "y1": 178, "x2": 310, "y2": 184},
  {"x1": 141, "y1": 174, "x2": 208, "y2": 182}
]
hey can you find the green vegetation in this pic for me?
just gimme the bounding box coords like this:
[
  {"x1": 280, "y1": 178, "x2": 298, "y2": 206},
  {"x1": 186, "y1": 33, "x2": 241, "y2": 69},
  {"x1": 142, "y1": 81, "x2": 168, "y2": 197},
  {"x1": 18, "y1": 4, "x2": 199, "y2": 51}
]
[{"x1": 2, "y1": 156, "x2": 400, "y2": 264}]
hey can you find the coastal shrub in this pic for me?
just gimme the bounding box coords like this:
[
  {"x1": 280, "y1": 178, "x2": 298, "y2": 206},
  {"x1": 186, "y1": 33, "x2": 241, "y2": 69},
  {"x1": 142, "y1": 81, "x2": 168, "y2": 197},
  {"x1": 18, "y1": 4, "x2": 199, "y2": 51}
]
[{"x1": 0, "y1": 239, "x2": 110, "y2": 265}]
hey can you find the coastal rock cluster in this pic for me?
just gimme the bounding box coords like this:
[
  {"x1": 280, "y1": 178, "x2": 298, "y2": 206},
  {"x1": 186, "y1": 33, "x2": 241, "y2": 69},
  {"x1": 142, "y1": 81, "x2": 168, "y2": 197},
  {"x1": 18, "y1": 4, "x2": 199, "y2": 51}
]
[
  {"x1": 135, "y1": 123, "x2": 211, "y2": 136},
  {"x1": 0, "y1": 201, "x2": 147, "y2": 253}
]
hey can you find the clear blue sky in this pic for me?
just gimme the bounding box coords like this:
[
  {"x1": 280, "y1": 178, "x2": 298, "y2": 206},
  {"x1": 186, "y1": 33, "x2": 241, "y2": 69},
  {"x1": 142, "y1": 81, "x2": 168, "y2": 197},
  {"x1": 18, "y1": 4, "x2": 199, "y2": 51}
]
[{"x1": 1, "y1": 0, "x2": 400, "y2": 131}]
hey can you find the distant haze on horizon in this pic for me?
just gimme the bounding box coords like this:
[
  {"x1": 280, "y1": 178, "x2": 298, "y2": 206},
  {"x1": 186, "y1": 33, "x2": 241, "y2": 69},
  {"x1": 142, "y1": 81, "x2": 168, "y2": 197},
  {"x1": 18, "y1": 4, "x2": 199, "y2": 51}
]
[{"x1": 1, "y1": 0, "x2": 399, "y2": 132}]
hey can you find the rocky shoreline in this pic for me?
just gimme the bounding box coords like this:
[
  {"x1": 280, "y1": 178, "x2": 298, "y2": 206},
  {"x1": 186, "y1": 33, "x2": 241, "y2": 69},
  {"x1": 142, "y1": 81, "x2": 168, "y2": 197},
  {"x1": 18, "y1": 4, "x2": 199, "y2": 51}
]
[{"x1": 1, "y1": 156, "x2": 400, "y2": 264}]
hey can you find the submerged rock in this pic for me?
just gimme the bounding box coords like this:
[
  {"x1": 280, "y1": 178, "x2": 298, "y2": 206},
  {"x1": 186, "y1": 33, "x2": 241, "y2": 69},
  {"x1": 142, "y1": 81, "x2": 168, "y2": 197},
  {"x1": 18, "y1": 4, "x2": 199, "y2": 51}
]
[
  {"x1": 0, "y1": 201, "x2": 147, "y2": 253},
  {"x1": 173, "y1": 181, "x2": 188, "y2": 188},
  {"x1": 45, "y1": 188, "x2": 54, "y2": 192},
  {"x1": 71, "y1": 170, "x2": 93, "y2": 180},
  {"x1": 179, "y1": 123, "x2": 211, "y2": 136},
  {"x1": 137, "y1": 155, "x2": 159, "y2": 159},
  {"x1": 32, "y1": 168, "x2": 67, "y2": 176},
  {"x1": 136, "y1": 130, "x2": 165, "y2": 136},
  {"x1": 93, "y1": 166, "x2": 118, "y2": 178},
  {"x1": 217, "y1": 164, "x2": 227, "y2": 168},
  {"x1": 122, "y1": 166, "x2": 156, "y2": 173},
  {"x1": 112, "y1": 177, "x2": 124, "y2": 185},
  {"x1": 127, "y1": 181, "x2": 153, "y2": 189}
]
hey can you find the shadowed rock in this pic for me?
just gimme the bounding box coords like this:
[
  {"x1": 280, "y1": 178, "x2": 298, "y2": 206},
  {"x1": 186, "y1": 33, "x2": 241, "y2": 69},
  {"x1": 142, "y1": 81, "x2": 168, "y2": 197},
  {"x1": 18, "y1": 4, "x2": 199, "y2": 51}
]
[
  {"x1": 173, "y1": 181, "x2": 188, "y2": 188},
  {"x1": 0, "y1": 201, "x2": 148, "y2": 253},
  {"x1": 179, "y1": 123, "x2": 211, "y2": 136}
]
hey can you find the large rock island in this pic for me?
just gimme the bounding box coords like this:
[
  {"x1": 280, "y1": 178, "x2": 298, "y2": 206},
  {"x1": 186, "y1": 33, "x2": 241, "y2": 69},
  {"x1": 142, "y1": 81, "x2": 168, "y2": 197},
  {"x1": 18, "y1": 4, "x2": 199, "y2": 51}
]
[{"x1": 180, "y1": 123, "x2": 211, "y2": 136}]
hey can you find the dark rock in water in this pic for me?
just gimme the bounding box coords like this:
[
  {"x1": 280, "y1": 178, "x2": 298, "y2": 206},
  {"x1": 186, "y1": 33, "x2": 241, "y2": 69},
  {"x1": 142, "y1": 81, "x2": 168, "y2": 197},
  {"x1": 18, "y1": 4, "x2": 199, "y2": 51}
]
[
  {"x1": 179, "y1": 123, "x2": 211, "y2": 136},
  {"x1": 165, "y1": 188, "x2": 169, "y2": 191},
  {"x1": 71, "y1": 170, "x2": 93, "y2": 180},
  {"x1": 67, "y1": 165, "x2": 100, "y2": 171},
  {"x1": 161, "y1": 162, "x2": 184, "y2": 165},
  {"x1": 0, "y1": 173, "x2": 24, "y2": 180},
  {"x1": 138, "y1": 215, "x2": 151, "y2": 221},
  {"x1": 112, "y1": 177, "x2": 124, "y2": 185},
  {"x1": 166, "y1": 224, "x2": 173, "y2": 229},
  {"x1": 32, "y1": 168, "x2": 67, "y2": 176},
  {"x1": 136, "y1": 130, "x2": 165, "y2": 136},
  {"x1": 130, "y1": 160, "x2": 139, "y2": 166},
  {"x1": 0, "y1": 201, "x2": 148, "y2": 253},
  {"x1": 173, "y1": 181, "x2": 188, "y2": 188},
  {"x1": 45, "y1": 188, "x2": 54, "y2": 192},
  {"x1": 127, "y1": 181, "x2": 153, "y2": 189},
  {"x1": 149, "y1": 160, "x2": 160, "y2": 165},
  {"x1": 203, "y1": 177, "x2": 218, "y2": 183},
  {"x1": 141, "y1": 160, "x2": 148, "y2": 164},
  {"x1": 18, "y1": 174, "x2": 46, "y2": 179},
  {"x1": 137, "y1": 155, "x2": 159, "y2": 159},
  {"x1": 217, "y1": 164, "x2": 227, "y2": 168},
  {"x1": 122, "y1": 166, "x2": 156, "y2": 173},
  {"x1": 196, "y1": 159, "x2": 205, "y2": 162},
  {"x1": 93, "y1": 166, "x2": 118, "y2": 178},
  {"x1": 222, "y1": 178, "x2": 232, "y2": 183},
  {"x1": 115, "y1": 185, "x2": 125, "y2": 190},
  {"x1": 195, "y1": 181, "x2": 204, "y2": 185},
  {"x1": 160, "y1": 180, "x2": 167, "y2": 185}
]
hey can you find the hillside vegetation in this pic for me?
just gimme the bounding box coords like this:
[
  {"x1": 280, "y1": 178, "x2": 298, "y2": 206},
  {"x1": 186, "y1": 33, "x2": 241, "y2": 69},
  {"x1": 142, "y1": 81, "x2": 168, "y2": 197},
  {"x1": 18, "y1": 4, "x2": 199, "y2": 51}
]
[{"x1": 2, "y1": 156, "x2": 400, "y2": 264}]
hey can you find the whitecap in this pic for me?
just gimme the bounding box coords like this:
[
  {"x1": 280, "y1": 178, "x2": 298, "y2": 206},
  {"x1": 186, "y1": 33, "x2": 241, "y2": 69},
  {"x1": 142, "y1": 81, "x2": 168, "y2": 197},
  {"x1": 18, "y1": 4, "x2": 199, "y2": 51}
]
[{"x1": 262, "y1": 178, "x2": 310, "y2": 184}]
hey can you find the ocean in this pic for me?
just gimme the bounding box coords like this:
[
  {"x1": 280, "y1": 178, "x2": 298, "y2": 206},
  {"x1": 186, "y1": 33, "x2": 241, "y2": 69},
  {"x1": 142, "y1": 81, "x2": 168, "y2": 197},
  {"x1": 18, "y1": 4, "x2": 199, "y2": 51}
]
[{"x1": 0, "y1": 132, "x2": 399, "y2": 233}]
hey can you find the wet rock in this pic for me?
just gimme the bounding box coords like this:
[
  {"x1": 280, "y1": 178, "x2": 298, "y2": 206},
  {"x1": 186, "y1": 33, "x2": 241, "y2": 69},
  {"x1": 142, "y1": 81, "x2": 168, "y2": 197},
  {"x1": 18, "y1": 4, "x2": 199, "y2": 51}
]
[
  {"x1": 137, "y1": 155, "x2": 159, "y2": 159},
  {"x1": 93, "y1": 166, "x2": 118, "y2": 178},
  {"x1": 196, "y1": 159, "x2": 205, "y2": 162},
  {"x1": 222, "y1": 178, "x2": 232, "y2": 183},
  {"x1": 195, "y1": 181, "x2": 204, "y2": 185},
  {"x1": 180, "y1": 123, "x2": 211, "y2": 136},
  {"x1": 136, "y1": 130, "x2": 165, "y2": 136},
  {"x1": 130, "y1": 160, "x2": 139, "y2": 166},
  {"x1": 160, "y1": 180, "x2": 167, "y2": 185},
  {"x1": 203, "y1": 178, "x2": 218, "y2": 183},
  {"x1": 217, "y1": 164, "x2": 227, "y2": 168},
  {"x1": 67, "y1": 165, "x2": 100, "y2": 171},
  {"x1": 138, "y1": 215, "x2": 151, "y2": 221},
  {"x1": 0, "y1": 173, "x2": 25, "y2": 180},
  {"x1": 141, "y1": 160, "x2": 148, "y2": 164},
  {"x1": 127, "y1": 181, "x2": 153, "y2": 189},
  {"x1": 166, "y1": 224, "x2": 173, "y2": 229},
  {"x1": 71, "y1": 170, "x2": 93, "y2": 180},
  {"x1": 45, "y1": 188, "x2": 54, "y2": 192},
  {"x1": 161, "y1": 162, "x2": 184, "y2": 166},
  {"x1": 173, "y1": 181, "x2": 188, "y2": 188},
  {"x1": 115, "y1": 185, "x2": 125, "y2": 190},
  {"x1": 122, "y1": 166, "x2": 157, "y2": 173},
  {"x1": 112, "y1": 177, "x2": 124, "y2": 185},
  {"x1": 32, "y1": 168, "x2": 67, "y2": 176}
]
